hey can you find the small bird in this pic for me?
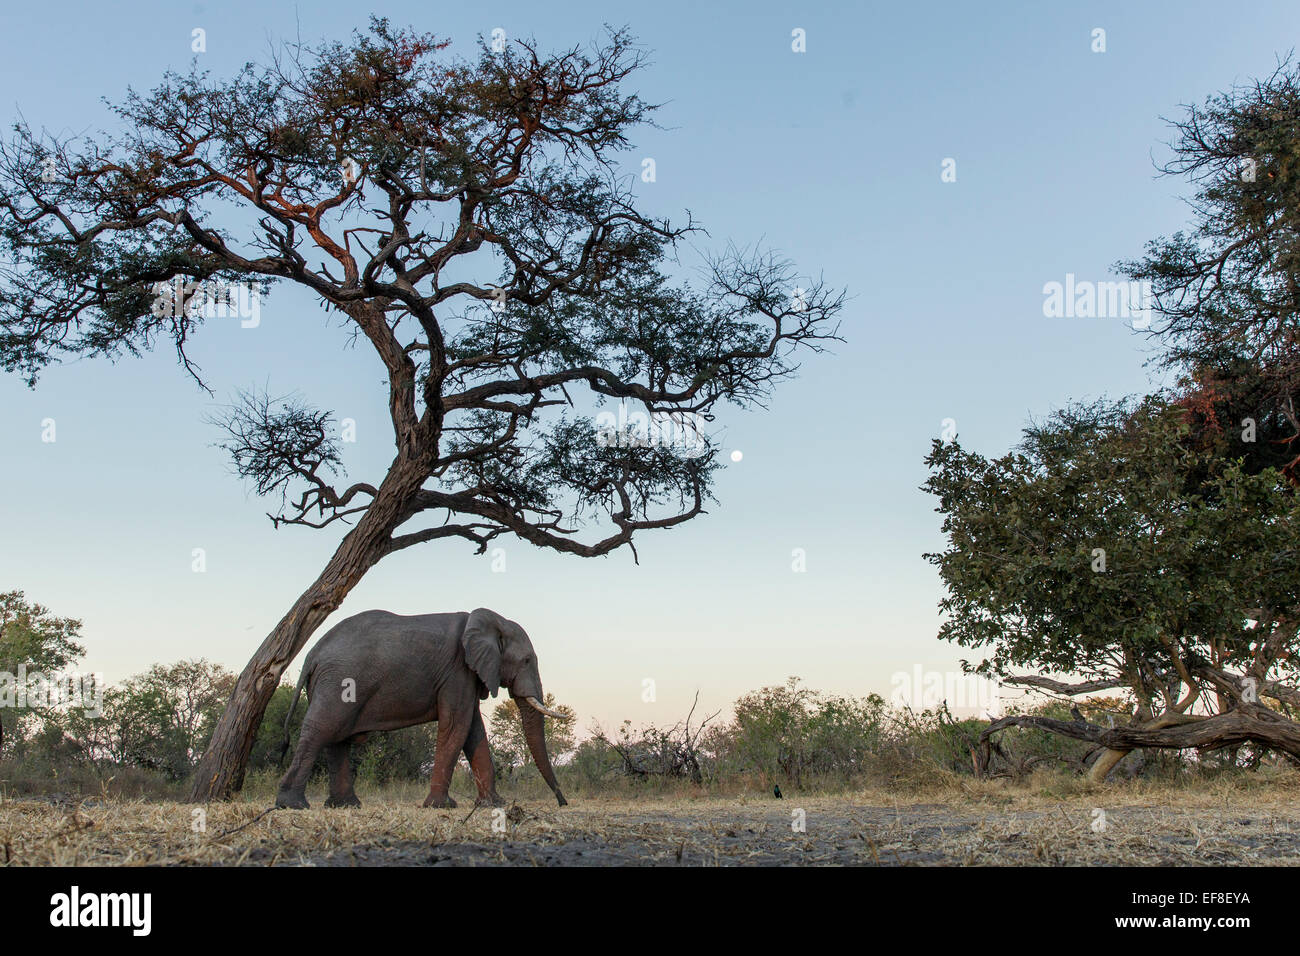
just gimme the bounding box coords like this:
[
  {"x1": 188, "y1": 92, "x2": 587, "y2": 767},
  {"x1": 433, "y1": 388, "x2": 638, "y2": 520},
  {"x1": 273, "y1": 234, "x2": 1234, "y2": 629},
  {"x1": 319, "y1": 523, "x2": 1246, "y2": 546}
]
[{"x1": 773, "y1": 784, "x2": 783, "y2": 799}]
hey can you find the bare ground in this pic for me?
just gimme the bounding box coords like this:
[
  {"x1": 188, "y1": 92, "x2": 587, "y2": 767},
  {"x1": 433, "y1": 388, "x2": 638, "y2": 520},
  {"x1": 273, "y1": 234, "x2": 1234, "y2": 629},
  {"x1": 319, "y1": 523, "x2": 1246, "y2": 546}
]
[{"x1": 3, "y1": 781, "x2": 1300, "y2": 865}]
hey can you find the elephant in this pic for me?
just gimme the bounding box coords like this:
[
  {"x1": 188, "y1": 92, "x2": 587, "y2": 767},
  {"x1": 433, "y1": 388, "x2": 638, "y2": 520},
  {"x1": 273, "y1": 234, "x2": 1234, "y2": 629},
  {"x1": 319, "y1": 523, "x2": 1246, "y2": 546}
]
[{"x1": 274, "y1": 607, "x2": 568, "y2": 810}]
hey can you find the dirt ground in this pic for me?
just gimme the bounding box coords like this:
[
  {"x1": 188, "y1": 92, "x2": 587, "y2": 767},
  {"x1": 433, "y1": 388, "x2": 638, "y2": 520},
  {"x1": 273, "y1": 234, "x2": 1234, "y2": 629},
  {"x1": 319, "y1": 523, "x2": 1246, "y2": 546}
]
[{"x1": 3, "y1": 784, "x2": 1299, "y2": 865}]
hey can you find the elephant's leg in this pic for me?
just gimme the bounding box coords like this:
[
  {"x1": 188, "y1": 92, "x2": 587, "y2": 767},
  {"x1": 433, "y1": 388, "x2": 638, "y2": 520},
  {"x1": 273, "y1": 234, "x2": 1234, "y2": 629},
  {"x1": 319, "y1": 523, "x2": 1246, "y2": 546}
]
[
  {"x1": 276, "y1": 720, "x2": 330, "y2": 809},
  {"x1": 423, "y1": 713, "x2": 471, "y2": 809},
  {"x1": 323, "y1": 741, "x2": 361, "y2": 808},
  {"x1": 463, "y1": 709, "x2": 504, "y2": 808}
]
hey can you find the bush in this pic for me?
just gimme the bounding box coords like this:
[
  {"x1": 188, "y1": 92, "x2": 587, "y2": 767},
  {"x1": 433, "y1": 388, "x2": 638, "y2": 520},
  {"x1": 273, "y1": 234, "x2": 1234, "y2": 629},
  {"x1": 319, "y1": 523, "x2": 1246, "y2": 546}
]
[
  {"x1": 728, "y1": 678, "x2": 888, "y2": 786},
  {"x1": 353, "y1": 724, "x2": 439, "y2": 784}
]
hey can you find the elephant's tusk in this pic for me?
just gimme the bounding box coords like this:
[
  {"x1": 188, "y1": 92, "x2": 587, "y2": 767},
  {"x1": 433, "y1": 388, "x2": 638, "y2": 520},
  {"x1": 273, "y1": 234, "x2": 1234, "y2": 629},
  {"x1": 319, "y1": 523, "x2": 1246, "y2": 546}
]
[{"x1": 523, "y1": 696, "x2": 565, "y2": 719}]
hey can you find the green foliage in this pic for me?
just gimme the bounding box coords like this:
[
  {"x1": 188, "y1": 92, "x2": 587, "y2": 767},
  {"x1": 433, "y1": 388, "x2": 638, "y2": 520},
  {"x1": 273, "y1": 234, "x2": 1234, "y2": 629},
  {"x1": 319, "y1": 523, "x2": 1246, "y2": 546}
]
[
  {"x1": 727, "y1": 678, "x2": 888, "y2": 785},
  {"x1": 97, "y1": 660, "x2": 234, "y2": 780},
  {"x1": 567, "y1": 735, "x2": 624, "y2": 787},
  {"x1": 923, "y1": 395, "x2": 1300, "y2": 716},
  {"x1": 246, "y1": 683, "x2": 306, "y2": 773},
  {"x1": 3, "y1": 654, "x2": 235, "y2": 781},
  {"x1": 0, "y1": 591, "x2": 84, "y2": 755},
  {"x1": 0, "y1": 591, "x2": 83, "y2": 671},
  {"x1": 352, "y1": 724, "x2": 440, "y2": 784},
  {"x1": 488, "y1": 694, "x2": 576, "y2": 775}
]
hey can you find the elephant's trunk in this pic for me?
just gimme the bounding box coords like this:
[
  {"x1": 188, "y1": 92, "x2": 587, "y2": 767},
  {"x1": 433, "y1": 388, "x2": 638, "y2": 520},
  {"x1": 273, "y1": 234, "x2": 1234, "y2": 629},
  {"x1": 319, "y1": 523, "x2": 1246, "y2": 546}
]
[{"x1": 519, "y1": 701, "x2": 568, "y2": 807}]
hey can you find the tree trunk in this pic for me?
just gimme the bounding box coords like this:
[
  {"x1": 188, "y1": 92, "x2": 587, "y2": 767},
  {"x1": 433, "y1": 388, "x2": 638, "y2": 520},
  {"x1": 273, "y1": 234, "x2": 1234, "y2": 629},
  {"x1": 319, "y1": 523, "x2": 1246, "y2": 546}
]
[
  {"x1": 1087, "y1": 684, "x2": 1150, "y2": 784},
  {"x1": 1086, "y1": 746, "x2": 1130, "y2": 783},
  {"x1": 981, "y1": 704, "x2": 1300, "y2": 782},
  {"x1": 187, "y1": 457, "x2": 426, "y2": 802}
]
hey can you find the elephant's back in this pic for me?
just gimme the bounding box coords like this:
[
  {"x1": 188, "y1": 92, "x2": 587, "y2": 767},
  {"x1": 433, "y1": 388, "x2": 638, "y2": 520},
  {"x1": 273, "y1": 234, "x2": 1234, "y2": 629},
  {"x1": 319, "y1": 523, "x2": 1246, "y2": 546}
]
[{"x1": 307, "y1": 609, "x2": 465, "y2": 671}]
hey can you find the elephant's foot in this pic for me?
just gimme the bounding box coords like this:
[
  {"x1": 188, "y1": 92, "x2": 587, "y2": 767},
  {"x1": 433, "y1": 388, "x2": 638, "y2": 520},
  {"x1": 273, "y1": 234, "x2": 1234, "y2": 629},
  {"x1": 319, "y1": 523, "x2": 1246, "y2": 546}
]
[
  {"x1": 324, "y1": 793, "x2": 361, "y2": 808},
  {"x1": 275, "y1": 789, "x2": 310, "y2": 810},
  {"x1": 422, "y1": 792, "x2": 457, "y2": 809},
  {"x1": 474, "y1": 793, "x2": 507, "y2": 808}
]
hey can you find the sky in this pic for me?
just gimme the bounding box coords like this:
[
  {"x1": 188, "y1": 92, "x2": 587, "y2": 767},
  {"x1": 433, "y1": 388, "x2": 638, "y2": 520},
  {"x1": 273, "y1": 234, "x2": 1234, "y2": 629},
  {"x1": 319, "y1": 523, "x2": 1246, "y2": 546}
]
[{"x1": 3, "y1": 0, "x2": 1299, "y2": 735}]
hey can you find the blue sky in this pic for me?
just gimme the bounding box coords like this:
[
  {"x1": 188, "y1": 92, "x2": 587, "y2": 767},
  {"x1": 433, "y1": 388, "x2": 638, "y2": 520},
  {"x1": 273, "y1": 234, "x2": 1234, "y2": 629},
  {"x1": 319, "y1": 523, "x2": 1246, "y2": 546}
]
[{"x1": 3, "y1": 0, "x2": 1298, "y2": 732}]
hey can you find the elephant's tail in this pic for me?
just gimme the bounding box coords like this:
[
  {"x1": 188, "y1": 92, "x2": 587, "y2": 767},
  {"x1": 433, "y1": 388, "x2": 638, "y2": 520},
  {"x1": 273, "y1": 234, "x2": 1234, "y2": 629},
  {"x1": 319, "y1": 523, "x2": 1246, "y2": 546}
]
[{"x1": 278, "y1": 664, "x2": 310, "y2": 766}]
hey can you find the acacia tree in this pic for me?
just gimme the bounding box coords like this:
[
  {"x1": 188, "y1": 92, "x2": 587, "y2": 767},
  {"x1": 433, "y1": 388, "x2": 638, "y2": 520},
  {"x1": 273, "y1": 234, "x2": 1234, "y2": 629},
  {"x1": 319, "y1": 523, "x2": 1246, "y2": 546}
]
[
  {"x1": 0, "y1": 21, "x2": 842, "y2": 800},
  {"x1": 1121, "y1": 59, "x2": 1300, "y2": 476},
  {"x1": 924, "y1": 397, "x2": 1300, "y2": 781}
]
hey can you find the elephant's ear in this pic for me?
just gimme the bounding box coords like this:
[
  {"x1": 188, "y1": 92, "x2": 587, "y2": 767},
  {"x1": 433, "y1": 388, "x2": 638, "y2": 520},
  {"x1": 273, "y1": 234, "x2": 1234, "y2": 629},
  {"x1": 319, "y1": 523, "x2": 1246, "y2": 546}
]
[{"x1": 462, "y1": 608, "x2": 503, "y2": 700}]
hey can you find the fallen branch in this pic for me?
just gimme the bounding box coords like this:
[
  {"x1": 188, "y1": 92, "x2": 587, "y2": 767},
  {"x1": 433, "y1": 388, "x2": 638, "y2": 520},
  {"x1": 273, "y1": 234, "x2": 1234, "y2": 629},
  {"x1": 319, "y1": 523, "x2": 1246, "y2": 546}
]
[{"x1": 978, "y1": 702, "x2": 1300, "y2": 779}]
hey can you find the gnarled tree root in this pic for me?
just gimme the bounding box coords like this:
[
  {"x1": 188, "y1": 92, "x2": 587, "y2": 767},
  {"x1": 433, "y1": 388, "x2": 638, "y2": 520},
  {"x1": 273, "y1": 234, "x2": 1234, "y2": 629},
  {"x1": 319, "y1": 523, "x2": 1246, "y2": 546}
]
[{"x1": 976, "y1": 703, "x2": 1300, "y2": 781}]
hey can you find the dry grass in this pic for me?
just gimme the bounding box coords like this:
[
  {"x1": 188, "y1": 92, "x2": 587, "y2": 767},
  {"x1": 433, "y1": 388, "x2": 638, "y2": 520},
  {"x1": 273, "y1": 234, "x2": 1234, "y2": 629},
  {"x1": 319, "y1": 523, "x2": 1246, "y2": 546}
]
[{"x1": 3, "y1": 770, "x2": 1300, "y2": 866}]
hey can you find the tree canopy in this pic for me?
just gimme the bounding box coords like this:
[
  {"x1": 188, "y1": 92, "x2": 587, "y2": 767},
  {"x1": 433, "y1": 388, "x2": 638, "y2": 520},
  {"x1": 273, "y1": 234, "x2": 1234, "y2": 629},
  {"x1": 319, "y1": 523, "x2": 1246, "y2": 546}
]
[
  {"x1": 1121, "y1": 58, "x2": 1300, "y2": 477},
  {"x1": 0, "y1": 18, "x2": 839, "y2": 559},
  {"x1": 0, "y1": 591, "x2": 85, "y2": 753},
  {"x1": 925, "y1": 396, "x2": 1300, "y2": 777}
]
